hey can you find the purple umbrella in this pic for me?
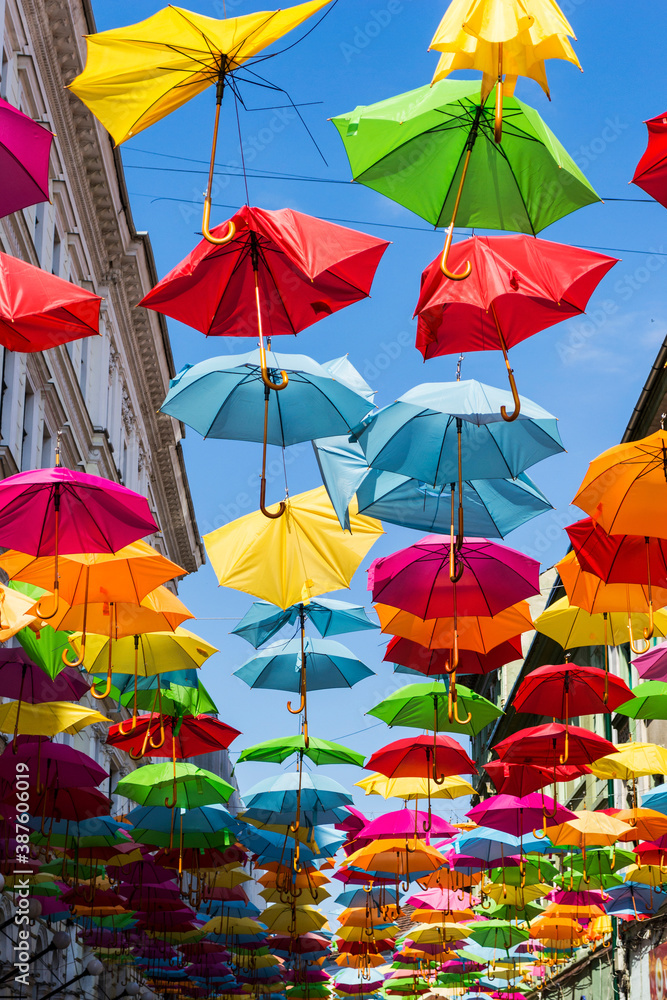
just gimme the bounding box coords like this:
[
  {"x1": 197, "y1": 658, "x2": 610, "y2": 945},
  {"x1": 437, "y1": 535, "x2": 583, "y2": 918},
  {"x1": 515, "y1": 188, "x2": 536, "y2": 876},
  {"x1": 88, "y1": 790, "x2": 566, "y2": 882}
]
[
  {"x1": 0, "y1": 98, "x2": 52, "y2": 218},
  {"x1": 633, "y1": 642, "x2": 667, "y2": 680},
  {"x1": 0, "y1": 738, "x2": 107, "y2": 789},
  {"x1": 467, "y1": 793, "x2": 576, "y2": 836},
  {"x1": 0, "y1": 650, "x2": 89, "y2": 702},
  {"x1": 548, "y1": 889, "x2": 607, "y2": 907},
  {"x1": 359, "y1": 808, "x2": 458, "y2": 841}
]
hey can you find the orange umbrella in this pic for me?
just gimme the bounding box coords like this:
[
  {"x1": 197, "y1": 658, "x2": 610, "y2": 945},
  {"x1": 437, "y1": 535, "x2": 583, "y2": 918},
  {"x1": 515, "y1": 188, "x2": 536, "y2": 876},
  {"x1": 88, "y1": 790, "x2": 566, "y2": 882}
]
[
  {"x1": 615, "y1": 808, "x2": 667, "y2": 843},
  {"x1": 376, "y1": 601, "x2": 533, "y2": 651},
  {"x1": 529, "y1": 916, "x2": 584, "y2": 941},
  {"x1": 32, "y1": 585, "x2": 193, "y2": 639}
]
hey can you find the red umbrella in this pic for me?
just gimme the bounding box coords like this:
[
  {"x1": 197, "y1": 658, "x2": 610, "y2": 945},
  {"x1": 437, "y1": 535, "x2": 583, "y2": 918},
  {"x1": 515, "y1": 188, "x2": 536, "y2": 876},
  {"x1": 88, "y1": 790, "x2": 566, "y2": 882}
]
[
  {"x1": 492, "y1": 723, "x2": 617, "y2": 768},
  {"x1": 0, "y1": 454, "x2": 157, "y2": 622},
  {"x1": 0, "y1": 97, "x2": 53, "y2": 218},
  {"x1": 513, "y1": 663, "x2": 633, "y2": 721},
  {"x1": 632, "y1": 112, "x2": 667, "y2": 209},
  {"x1": 369, "y1": 537, "x2": 539, "y2": 620},
  {"x1": 106, "y1": 713, "x2": 241, "y2": 760},
  {"x1": 139, "y1": 204, "x2": 389, "y2": 389},
  {"x1": 0, "y1": 253, "x2": 102, "y2": 352},
  {"x1": 414, "y1": 235, "x2": 616, "y2": 420},
  {"x1": 366, "y1": 734, "x2": 476, "y2": 781},
  {"x1": 484, "y1": 761, "x2": 591, "y2": 798},
  {"x1": 385, "y1": 634, "x2": 523, "y2": 677}
]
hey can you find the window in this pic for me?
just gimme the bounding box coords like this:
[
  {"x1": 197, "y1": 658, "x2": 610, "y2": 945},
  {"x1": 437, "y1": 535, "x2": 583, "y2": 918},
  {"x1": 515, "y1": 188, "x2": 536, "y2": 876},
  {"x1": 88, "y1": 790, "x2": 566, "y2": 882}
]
[
  {"x1": 52, "y1": 229, "x2": 61, "y2": 276},
  {"x1": 21, "y1": 386, "x2": 34, "y2": 470}
]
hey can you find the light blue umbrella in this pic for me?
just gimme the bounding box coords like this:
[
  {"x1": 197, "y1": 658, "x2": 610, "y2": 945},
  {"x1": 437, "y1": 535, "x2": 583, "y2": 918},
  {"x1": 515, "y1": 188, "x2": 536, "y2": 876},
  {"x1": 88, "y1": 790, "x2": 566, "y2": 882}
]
[
  {"x1": 128, "y1": 804, "x2": 240, "y2": 848},
  {"x1": 456, "y1": 829, "x2": 522, "y2": 863},
  {"x1": 232, "y1": 597, "x2": 377, "y2": 648},
  {"x1": 234, "y1": 636, "x2": 374, "y2": 693},
  {"x1": 161, "y1": 350, "x2": 374, "y2": 445},
  {"x1": 350, "y1": 379, "x2": 563, "y2": 485},
  {"x1": 641, "y1": 786, "x2": 667, "y2": 814},
  {"x1": 604, "y1": 882, "x2": 667, "y2": 916},
  {"x1": 335, "y1": 887, "x2": 399, "y2": 908},
  {"x1": 241, "y1": 773, "x2": 353, "y2": 825},
  {"x1": 314, "y1": 434, "x2": 553, "y2": 534}
]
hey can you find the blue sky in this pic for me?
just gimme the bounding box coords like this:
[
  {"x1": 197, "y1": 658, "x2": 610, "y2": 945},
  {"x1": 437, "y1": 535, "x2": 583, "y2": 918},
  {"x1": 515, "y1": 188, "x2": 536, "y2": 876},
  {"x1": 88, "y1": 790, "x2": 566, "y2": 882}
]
[{"x1": 92, "y1": 0, "x2": 667, "y2": 832}]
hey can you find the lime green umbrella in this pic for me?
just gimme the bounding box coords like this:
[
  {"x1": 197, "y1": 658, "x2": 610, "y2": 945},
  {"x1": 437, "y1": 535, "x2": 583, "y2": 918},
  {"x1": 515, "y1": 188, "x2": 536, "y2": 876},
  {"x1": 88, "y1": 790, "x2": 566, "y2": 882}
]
[
  {"x1": 555, "y1": 872, "x2": 622, "y2": 892},
  {"x1": 476, "y1": 899, "x2": 544, "y2": 922},
  {"x1": 468, "y1": 919, "x2": 530, "y2": 949},
  {"x1": 116, "y1": 761, "x2": 234, "y2": 809},
  {"x1": 367, "y1": 680, "x2": 502, "y2": 737},
  {"x1": 13, "y1": 582, "x2": 73, "y2": 678},
  {"x1": 238, "y1": 734, "x2": 364, "y2": 767},
  {"x1": 331, "y1": 78, "x2": 599, "y2": 279},
  {"x1": 489, "y1": 860, "x2": 558, "y2": 886},
  {"x1": 567, "y1": 846, "x2": 635, "y2": 876},
  {"x1": 616, "y1": 681, "x2": 667, "y2": 719}
]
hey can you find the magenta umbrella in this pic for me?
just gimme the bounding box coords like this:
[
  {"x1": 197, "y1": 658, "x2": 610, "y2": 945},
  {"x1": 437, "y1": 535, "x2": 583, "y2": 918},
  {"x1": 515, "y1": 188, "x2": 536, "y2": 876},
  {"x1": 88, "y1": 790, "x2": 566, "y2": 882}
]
[
  {"x1": 633, "y1": 642, "x2": 667, "y2": 680},
  {"x1": 359, "y1": 808, "x2": 458, "y2": 841},
  {"x1": 0, "y1": 97, "x2": 52, "y2": 218},
  {"x1": 467, "y1": 793, "x2": 576, "y2": 837},
  {"x1": 405, "y1": 887, "x2": 476, "y2": 910},
  {"x1": 368, "y1": 536, "x2": 539, "y2": 619},
  {"x1": 0, "y1": 462, "x2": 158, "y2": 622},
  {"x1": 0, "y1": 737, "x2": 108, "y2": 789},
  {"x1": 548, "y1": 889, "x2": 607, "y2": 907},
  {"x1": 0, "y1": 651, "x2": 88, "y2": 702}
]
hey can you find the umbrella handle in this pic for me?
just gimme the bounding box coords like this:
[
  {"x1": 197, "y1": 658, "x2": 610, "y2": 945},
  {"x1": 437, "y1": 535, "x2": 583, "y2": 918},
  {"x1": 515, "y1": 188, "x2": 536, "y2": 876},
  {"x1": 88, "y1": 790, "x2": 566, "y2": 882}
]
[
  {"x1": 494, "y1": 61, "x2": 503, "y2": 144},
  {"x1": 440, "y1": 227, "x2": 472, "y2": 282},
  {"x1": 558, "y1": 725, "x2": 569, "y2": 765},
  {"x1": 149, "y1": 715, "x2": 166, "y2": 750},
  {"x1": 62, "y1": 633, "x2": 86, "y2": 669},
  {"x1": 164, "y1": 781, "x2": 178, "y2": 809},
  {"x1": 532, "y1": 815, "x2": 548, "y2": 840},
  {"x1": 128, "y1": 723, "x2": 153, "y2": 761},
  {"x1": 260, "y1": 477, "x2": 286, "y2": 519},
  {"x1": 202, "y1": 209, "x2": 236, "y2": 246},
  {"x1": 90, "y1": 665, "x2": 112, "y2": 701},
  {"x1": 644, "y1": 600, "x2": 655, "y2": 641}
]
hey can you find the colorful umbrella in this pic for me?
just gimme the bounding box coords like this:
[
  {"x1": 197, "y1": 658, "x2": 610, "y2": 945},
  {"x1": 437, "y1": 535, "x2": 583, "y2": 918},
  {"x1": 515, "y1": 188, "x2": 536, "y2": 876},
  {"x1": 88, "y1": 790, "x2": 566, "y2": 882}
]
[
  {"x1": 204, "y1": 487, "x2": 382, "y2": 608},
  {"x1": 0, "y1": 96, "x2": 53, "y2": 217},
  {"x1": 160, "y1": 350, "x2": 375, "y2": 517},
  {"x1": 0, "y1": 700, "x2": 108, "y2": 737},
  {"x1": 0, "y1": 738, "x2": 107, "y2": 789},
  {"x1": 68, "y1": 3, "x2": 331, "y2": 239},
  {"x1": 377, "y1": 601, "x2": 534, "y2": 653},
  {"x1": 238, "y1": 735, "x2": 364, "y2": 767},
  {"x1": 483, "y1": 761, "x2": 591, "y2": 797},
  {"x1": 233, "y1": 598, "x2": 377, "y2": 648},
  {"x1": 414, "y1": 236, "x2": 615, "y2": 418},
  {"x1": 356, "y1": 773, "x2": 474, "y2": 801},
  {"x1": 468, "y1": 793, "x2": 575, "y2": 837},
  {"x1": 331, "y1": 79, "x2": 598, "y2": 278},
  {"x1": 385, "y1": 635, "x2": 523, "y2": 677},
  {"x1": 367, "y1": 680, "x2": 502, "y2": 737},
  {"x1": 429, "y1": 0, "x2": 580, "y2": 137},
  {"x1": 106, "y1": 714, "x2": 240, "y2": 760},
  {"x1": 493, "y1": 723, "x2": 616, "y2": 767},
  {"x1": 513, "y1": 663, "x2": 633, "y2": 718},
  {"x1": 117, "y1": 762, "x2": 234, "y2": 810},
  {"x1": 534, "y1": 596, "x2": 667, "y2": 652},
  {"x1": 631, "y1": 642, "x2": 667, "y2": 680},
  {"x1": 615, "y1": 681, "x2": 667, "y2": 719},
  {"x1": 314, "y1": 434, "x2": 552, "y2": 535},
  {"x1": 632, "y1": 111, "x2": 667, "y2": 209}
]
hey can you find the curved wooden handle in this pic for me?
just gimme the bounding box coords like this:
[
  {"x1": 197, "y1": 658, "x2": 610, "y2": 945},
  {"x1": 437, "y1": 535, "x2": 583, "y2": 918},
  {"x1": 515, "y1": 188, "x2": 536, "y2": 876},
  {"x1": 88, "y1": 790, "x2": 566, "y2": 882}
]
[
  {"x1": 500, "y1": 363, "x2": 521, "y2": 422},
  {"x1": 440, "y1": 230, "x2": 472, "y2": 282},
  {"x1": 260, "y1": 478, "x2": 286, "y2": 520},
  {"x1": 202, "y1": 212, "x2": 236, "y2": 246},
  {"x1": 90, "y1": 665, "x2": 111, "y2": 701},
  {"x1": 644, "y1": 601, "x2": 655, "y2": 641},
  {"x1": 287, "y1": 690, "x2": 305, "y2": 715},
  {"x1": 261, "y1": 366, "x2": 289, "y2": 391}
]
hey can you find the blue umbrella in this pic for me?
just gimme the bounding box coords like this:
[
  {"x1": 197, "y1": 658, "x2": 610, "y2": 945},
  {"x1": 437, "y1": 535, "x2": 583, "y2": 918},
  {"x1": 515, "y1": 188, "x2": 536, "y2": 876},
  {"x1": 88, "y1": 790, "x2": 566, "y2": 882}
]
[
  {"x1": 241, "y1": 773, "x2": 353, "y2": 825},
  {"x1": 641, "y1": 786, "x2": 667, "y2": 814},
  {"x1": 128, "y1": 804, "x2": 240, "y2": 848},
  {"x1": 335, "y1": 887, "x2": 399, "y2": 908},
  {"x1": 234, "y1": 636, "x2": 374, "y2": 693},
  {"x1": 233, "y1": 597, "x2": 377, "y2": 648},
  {"x1": 349, "y1": 379, "x2": 563, "y2": 550},
  {"x1": 456, "y1": 829, "x2": 522, "y2": 863},
  {"x1": 314, "y1": 434, "x2": 553, "y2": 534},
  {"x1": 604, "y1": 882, "x2": 667, "y2": 915}
]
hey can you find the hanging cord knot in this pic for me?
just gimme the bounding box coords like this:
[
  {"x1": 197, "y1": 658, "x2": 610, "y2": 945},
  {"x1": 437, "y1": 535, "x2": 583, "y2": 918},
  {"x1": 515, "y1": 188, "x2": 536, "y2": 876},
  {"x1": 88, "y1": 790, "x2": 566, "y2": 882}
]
[{"x1": 456, "y1": 354, "x2": 464, "y2": 382}]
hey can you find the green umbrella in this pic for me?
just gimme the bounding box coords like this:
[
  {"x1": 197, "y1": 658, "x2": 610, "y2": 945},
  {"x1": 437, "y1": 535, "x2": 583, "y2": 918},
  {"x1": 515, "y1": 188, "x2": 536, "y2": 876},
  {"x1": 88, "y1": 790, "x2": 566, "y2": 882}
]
[
  {"x1": 367, "y1": 681, "x2": 502, "y2": 737},
  {"x1": 238, "y1": 734, "x2": 365, "y2": 767},
  {"x1": 554, "y1": 872, "x2": 622, "y2": 892},
  {"x1": 615, "y1": 681, "x2": 667, "y2": 719},
  {"x1": 475, "y1": 899, "x2": 544, "y2": 922},
  {"x1": 331, "y1": 78, "x2": 599, "y2": 279},
  {"x1": 489, "y1": 860, "x2": 558, "y2": 886},
  {"x1": 567, "y1": 846, "x2": 635, "y2": 876},
  {"x1": 12, "y1": 582, "x2": 73, "y2": 679},
  {"x1": 116, "y1": 761, "x2": 234, "y2": 810},
  {"x1": 467, "y1": 919, "x2": 530, "y2": 949}
]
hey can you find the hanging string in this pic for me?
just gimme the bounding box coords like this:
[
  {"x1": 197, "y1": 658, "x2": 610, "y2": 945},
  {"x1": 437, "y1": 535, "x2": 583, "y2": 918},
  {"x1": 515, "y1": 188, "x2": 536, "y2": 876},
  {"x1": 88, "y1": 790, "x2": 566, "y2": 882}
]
[{"x1": 234, "y1": 93, "x2": 250, "y2": 206}]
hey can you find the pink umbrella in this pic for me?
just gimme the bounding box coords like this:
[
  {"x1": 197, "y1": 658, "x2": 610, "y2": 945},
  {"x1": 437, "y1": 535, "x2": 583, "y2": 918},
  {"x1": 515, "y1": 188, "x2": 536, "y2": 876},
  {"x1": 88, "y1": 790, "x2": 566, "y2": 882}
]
[
  {"x1": 633, "y1": 642, "x2": 667, "y2": 680},
  {"x1": 359, "y1": 808, "x2": 458, "y2": 841},
  {"x1": 548, "y1": 889, "x2": 607, "y2": 907},
  {"x1": 368, "y1": 537, "x2": 540, "y2": 620},
  {"x1": 0, "y1": 461, "x2": 158, "y2": 621},
  {"x1": 405, "y1": 888, "x2": 476, "y2": 910},
  {"x1": 0, "y1": 738, "x2": 108, "y2": 789},
  {"x1": 0, "y1": 97, "x2": 53, "y2": 218},
  {"x1": 467, "y1": 793, "x2": 576, "y2": 837}
]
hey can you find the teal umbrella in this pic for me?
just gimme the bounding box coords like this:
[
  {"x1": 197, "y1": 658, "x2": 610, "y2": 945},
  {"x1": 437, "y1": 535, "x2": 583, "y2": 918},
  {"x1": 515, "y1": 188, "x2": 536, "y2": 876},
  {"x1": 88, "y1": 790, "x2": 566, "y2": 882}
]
[
  {"x1": 234, "y1": 636, "x2": 374, "y2": 695},
  {"x1": 232, "y1": 597, "x2": 377, "y2": 648}
]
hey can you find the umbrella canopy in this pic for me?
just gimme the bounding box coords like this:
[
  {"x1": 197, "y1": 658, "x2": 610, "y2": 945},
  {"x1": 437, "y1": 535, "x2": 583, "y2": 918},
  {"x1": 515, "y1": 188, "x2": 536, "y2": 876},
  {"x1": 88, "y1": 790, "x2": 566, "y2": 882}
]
[
  {"x1": 0, "y1": 701, "x2": 108, "y2": 737},
  {"x1": 233, "y1": 598, "x2": 377, "y2": 647},
  {"x1": 557, "y1": 550, "x2": 667, "y2": 615},
  {"x1": 355, "y1": 773, "x2": 474, "y2": 800},
  {"x1": 546, "y1": 812, "x2": 633, "y2": 848},
  {"x1": 242, "y1": 771, "x2": 353, "y2": 818},
  {"x1": 369, "y1": 537, "x2": 539, "y2": 619},
  {"x1": 365, "y1": 735, "x2": 477, "y2": 779},
  {"x1": 330, "y1": 79, "x2": 598, "y2": 231},
  {"x1": 588, "y1": 742, "x2": 667, "y2": 780},
  {"x1": 36, "y1": 585, "x2": 193, "y2": 638},
  {"x1": 632, "y1": 643, "x2": 667, "y2": 680},
  {"x1": 0, "y1": 253, "x2": 101, "y2": 352},
  {"x1": 117, "y1": 762, "x2": 235, "y2": 808},
  {"x1": 204, "y1": 487, "x2": 382, "y2": 609},
  {"x1": 493, "y1": 723, "x2": 617, "y2": 767},
  {"x1": 415, "y1": 235, "x2": 615, "y2": 361},
  {"x1": 71, "y1": 627, "x2": 217, "y2": 676},
  {"x1": 359, "y1": 808, "x2": 457, "y2": 842},
  {"x1": 0, "y1": 738, "x2": 107, "y2": 788},
  {"x1": 377, "y1": 601, "x2": 534, "y2": 652},
  {"x1": 351, "y1": 380, "x2": 563, "y2": 484},
  {"x1": 234, "y1": 636, "x2": 373, "y2": 693},
  {"x1": 534, "y1": 596, "x2": 667, "y2": 649},
  {"x1": 513, "y1": 663, "x2": 633, "y2": 717},
  {"x1": 0, "y1": 540, "x2": 184, "y2": 606},
  {"x1": 632, "y1": 111, "x2": 667, "y2": 209},
  {"x1": 141, "y1": 205, "x2": 388, "y2": 338},
  {"x1": 0, "y1": 650, "x2": 88, "y2": 703},
  {"x1": 107, "y1": 714, "x2": 241, "y2": 758},
  {"x1": 367, "y1": 681, "x2": 502, "y2": 737},
  {"x1": 566, "y1": 517, "x2": 667, "y2": 587},
  {"x1": 0, "y1": 465, "x2": 157, "y2": 555},
  {"x1": 468, "y1": 794, "x2": 575, "y2": 836},
  {"x1": 238, "y1": 735, "x2": 364, "y2": 767},
  {"x1": 161, "y1": 351, "x2": 374, "y2": 445},
  {"x1": 314, "y1": 434, "x2": 552, "y2": 536},
  {"x1": 0, "y1": 96, "x2": 53, "y2": 217},
  {"x1": 573, "y1": 430, "x2": 667, "y2": 538},
  {"x1": 615, "y1": 681, "x2": 667, "y2": 720},
  {"x1": 386, "y1": 635, "x2": 522, "y2": 677},
  {"x1": 343, "y1": 838, "x2": 447, "y2": 878},
  {"x1": 483, "y1": 761, "x2": 590, "y2": 797}
]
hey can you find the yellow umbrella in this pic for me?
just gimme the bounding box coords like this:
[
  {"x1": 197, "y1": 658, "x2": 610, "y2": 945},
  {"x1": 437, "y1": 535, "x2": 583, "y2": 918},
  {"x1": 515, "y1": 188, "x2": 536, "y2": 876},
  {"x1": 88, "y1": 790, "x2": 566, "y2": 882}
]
[
  {"x1": 67, "y1": 2, "x2": 330, "y2": 242},
  {"x1": 0, "y1": 700, "x2": 109, "y2": 737},
  {"x1": 202, "y1": 915, "x2": 265, "y2": 935},
  {"x1": 546, "y1": 810, "x2": 633, "y2": 847},
  {"x1": 335, "y1": 924, "x2": 399, "y2": 942},
  {"x1": 205, "y1": 869, "x2": 253, "y2": 889},
  {"x1": 588, "y1": 741, "x2": 667, "y2": 780},
  {"x1": 70, "y1": 626, "x2": 216, "y2": 675},
  {"x1": 484, "y1": 883, "x2": 551, "y2": 906},
  {"x1": 260, "y1": 903, "x2": 328, "y2": 934},
  {"x1": 0, "y1": 584, "x2": 39, "y2": 640},
  {"x1": 355, "y1": 772, "x2": 474, "y2": 800},
  {"x1": 260, "y1": 886, "x2": 330, "y2": 905},
  {"x1": 204, "y1": 487, "x2": 382, "y2": 609},
  {"x1": 623, "y1": 865, "x2": 667, "y2": 886},
  {"x1": 407, "y1": 923, "x2": 473, "y2": 943},
  {"x1": 534, "y1": 595, "x2": 667, "y2": 653},
  {"x1": 430, "y1": 0, "x2": 580, "y2": 137}
]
